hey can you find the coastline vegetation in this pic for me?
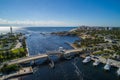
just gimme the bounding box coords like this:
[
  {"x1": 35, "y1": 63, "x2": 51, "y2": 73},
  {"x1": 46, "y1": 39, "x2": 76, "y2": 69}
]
[
  {"x1": 0, "y1": 33, "x2": 27, "y2": 63},
  {"x1": 0, "y1": 33, "x2": 27, "y2": 74},
  {"x1": 53, "y1": 27, "x2": 120, "y2": 60},
  {"x1": 0, "y1": 64, "x2": 21, "y2": 74},
  {"x1": 75, "y1": 28, "x2": 120, "y2": 59}
]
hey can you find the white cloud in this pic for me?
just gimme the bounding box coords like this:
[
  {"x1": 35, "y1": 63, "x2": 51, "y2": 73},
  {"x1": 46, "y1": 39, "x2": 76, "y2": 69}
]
[
  {"x1": 0, "y1": 18, "x2": 77, "y2": 26},
  {"x1": 0, "y1": 26, "x2": 22, "y2": 33}
]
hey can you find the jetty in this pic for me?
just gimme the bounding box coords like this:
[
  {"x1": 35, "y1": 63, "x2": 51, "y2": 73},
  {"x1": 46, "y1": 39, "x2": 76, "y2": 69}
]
[{"x1": 65, "y1": 42, "x2": 78, "y2": 49}]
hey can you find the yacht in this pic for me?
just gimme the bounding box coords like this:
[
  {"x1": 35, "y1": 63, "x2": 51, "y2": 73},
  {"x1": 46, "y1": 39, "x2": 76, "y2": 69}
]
[
  {"x1": 104, "y1": 63, "x2": 111, "y2": 70},
  {"x1": 117, "y1": 68, "x2": 120, "y2": 76},
  {"x1": 93, "y1": 59, "x2": 100, "y2": 66},
  {"x1": 104, "y1": 59, "x2": 111, "y2": 70},
  {"x1": 82, "y1": 56, "x2": 91, "y2": 63}
]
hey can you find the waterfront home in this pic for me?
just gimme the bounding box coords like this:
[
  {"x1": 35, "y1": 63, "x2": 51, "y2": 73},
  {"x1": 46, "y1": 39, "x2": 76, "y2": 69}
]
[
  {"x1": 113, "y1": 54, "x2": 120, "y2": 60},
  {"x1": 80, "y1": 34, "x2": 95, "y2": 40},
  {"x1": 104, "y1": 38, "x2": 113, "y2": 43},
  {"x1": 96, "y1": 34, "x2": 104, "y2": 38}
]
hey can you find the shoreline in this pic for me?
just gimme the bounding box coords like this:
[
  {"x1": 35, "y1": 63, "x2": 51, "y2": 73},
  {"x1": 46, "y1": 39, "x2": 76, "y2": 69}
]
[
  {"x1": 64, "y1": 28, "x2": 120, "y2": 68},
  {"x1": 0, "y1": 33, "x2": 30, "y2": 80}
]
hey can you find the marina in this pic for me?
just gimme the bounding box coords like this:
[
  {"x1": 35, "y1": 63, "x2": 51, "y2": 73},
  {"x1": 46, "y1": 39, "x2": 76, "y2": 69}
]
[{"x1": 0, "y1": 0, "x2": 120, "y2": 79}]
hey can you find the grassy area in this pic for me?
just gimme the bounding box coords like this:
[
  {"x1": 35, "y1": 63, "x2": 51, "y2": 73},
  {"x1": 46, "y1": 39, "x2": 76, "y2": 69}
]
[
  {"x1": 0, "y1": 48, "x2": 26, "y2": 62},
  {"x1": 0, "y1": 45, "x2": 2, "y2": 48},
  {"x1": 11, "y1": 48, "x2": 25, "y2": 54},
  {"x1": 93, "y1": 51, "x2": 104, "y2": 55}
]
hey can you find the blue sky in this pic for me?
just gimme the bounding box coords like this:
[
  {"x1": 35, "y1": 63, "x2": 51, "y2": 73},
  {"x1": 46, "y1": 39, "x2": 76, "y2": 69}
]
[{"x1": 0, "y1": 0, "x2": 120, "y2": 27}]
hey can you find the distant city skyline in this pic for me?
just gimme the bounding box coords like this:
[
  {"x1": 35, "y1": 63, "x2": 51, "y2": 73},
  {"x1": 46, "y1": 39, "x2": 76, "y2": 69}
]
[{"x1": 0, "y1": 0, "x2": 120, "y2": 27}]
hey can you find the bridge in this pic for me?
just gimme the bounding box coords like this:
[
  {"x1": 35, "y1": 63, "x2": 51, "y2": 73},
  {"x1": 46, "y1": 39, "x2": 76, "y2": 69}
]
[
  {"x1": 7, "y1": 54, "x2": 48, "y2": 65},
  {"x1": 0, "y1": 48, "x2": 83, "y2": 67},
  {"x1": 64, "y1": 48, "x2": 82, "y2": 54},
  {"x1": 0, "y1": 48, "x2": 83, "y2": 80}
]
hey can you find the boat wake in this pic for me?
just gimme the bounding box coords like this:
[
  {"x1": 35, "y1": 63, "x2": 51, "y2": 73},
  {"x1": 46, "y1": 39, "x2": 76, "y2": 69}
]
[{"x1": 72, "y1": 57, "x2": 84, "y2": 80}]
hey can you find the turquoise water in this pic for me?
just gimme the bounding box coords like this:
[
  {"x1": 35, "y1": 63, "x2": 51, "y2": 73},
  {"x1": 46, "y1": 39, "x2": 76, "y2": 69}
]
[{"x1": 17, "y1": 27, "x2": 119, "y2": 80}]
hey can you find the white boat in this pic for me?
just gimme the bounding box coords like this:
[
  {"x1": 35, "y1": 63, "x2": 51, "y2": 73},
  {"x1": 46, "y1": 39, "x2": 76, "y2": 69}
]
[
  {"x1": 82, "y1": 56, "x2": 91, "y2": 63},
  {"x1": 117, "y1": 68, "x2": 120, "y2": 76},
  {"x1": 104, "y1": 63, "x2": 111, "y2": 70},
  {"x1": 104, "y1": 59, "x2": 111, "y2": 71},
  {"x1": 93, "y1": 59, "x2": 100, "y2": 66},
  {"x1": 104, "y1": 63, "x2": 111, "y2": 71}
]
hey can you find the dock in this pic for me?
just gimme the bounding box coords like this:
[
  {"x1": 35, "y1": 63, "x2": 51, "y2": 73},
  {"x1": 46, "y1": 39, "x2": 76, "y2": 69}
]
[
  {"x1": 0, "y1": 67, "x2": 33, "y2": 80},
  {"x1": 80, "y1": 54, "x2": 120, "y2": 68}
]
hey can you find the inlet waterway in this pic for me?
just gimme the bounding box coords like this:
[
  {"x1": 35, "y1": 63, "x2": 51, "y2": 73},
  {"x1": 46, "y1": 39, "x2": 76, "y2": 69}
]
[{"x1": 17, "y1": 27, "x2": 119, "y2": 80}]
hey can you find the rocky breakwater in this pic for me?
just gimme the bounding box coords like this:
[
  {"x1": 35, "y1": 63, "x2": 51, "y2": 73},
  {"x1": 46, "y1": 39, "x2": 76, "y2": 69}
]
[{"x1": 51, "y1": 31, "x2": 77, "y2": 36}]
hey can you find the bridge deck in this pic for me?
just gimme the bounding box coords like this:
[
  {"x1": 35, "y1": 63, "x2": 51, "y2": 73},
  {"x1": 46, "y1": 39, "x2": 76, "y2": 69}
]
[
  {"x1": 64, "y1": 49, "x2": 82, "y2": 54},
  {"x1": 8, "y1": 54, "x2": 48, "y2": 65}
]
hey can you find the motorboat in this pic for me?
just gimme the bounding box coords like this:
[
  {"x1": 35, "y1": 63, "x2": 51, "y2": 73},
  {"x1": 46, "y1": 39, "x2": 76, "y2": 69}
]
[
  {"x1": 104, "y1": 63, "x2": 111, "y2": 71},
  {"x1": 82, "y1": 56, "x2": 91, "y2": 63},
  {"x1": 117, "y1": 68, "x2": 120, "y2": 76},
  {"x1": 104, "y1": 59, "x2": 111, "y2": 71},
  {"x1": 93, "y1": 59, "x2": 100, "y2": 66}
]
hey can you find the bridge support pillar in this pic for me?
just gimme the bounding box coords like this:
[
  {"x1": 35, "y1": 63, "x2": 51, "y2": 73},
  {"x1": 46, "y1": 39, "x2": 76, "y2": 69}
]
[
  {"x1": 31, "y1": 60, "x2": 36, "y2": 66},
  {"x1": 58, "y1": 54, "x2": 65, "y2": 60}
]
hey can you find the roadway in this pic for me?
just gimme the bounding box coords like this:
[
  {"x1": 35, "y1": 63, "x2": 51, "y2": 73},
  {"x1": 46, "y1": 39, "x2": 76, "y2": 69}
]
[
  {"x1": 64, "y1": 48, "x2": 82, "y2": 54},
  {"x1": 7, "y1": 54, "x2": 48, "y2": 65}
]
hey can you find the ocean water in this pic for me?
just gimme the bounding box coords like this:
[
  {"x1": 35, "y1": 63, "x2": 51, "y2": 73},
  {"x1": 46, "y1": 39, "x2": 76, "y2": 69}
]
[{"x1": 15, "y1": 27, "x2": 119, "y2": 80}]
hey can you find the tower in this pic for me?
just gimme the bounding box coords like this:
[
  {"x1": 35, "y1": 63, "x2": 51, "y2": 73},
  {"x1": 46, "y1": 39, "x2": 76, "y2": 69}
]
[{"x1": 10, "y1": 26, "x2": 12, "y2": 34}]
